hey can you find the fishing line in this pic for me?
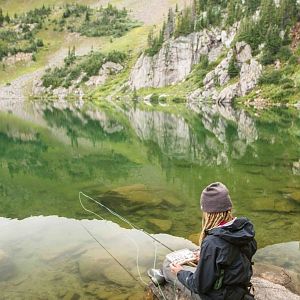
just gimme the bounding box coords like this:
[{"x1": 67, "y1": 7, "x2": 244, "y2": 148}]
[
  {"x1": 79, "y1": 222, "x2": 142, "y2": 286},
  {"x1": 79, "y1": 194, "x2": 147, "y2": 285},
  {"x1": 79, "y1": 192, "x2": 168, "y2": 299},
  {"x1": 79, "y1": 191, "x2": 175, "y2": 252}
]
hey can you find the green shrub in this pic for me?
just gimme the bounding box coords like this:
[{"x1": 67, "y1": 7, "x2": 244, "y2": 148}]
[
  {"x1": 150, "y1": 94, "x2": 159, "y2": 104},
  {"x1": 36, "y1": 38, "x2": 44, "y2": 47},
  {"x1": 271, "y1": 88, "x2": 294, "y2": 102},
  {"x1": 279, "y1": 78, "x2": 294, "y2": 88},
  {"x1": 172, "y1": 96, "x2": 186, "y2": 103},
  {"x1": 277, "y1": 46, "x2": 292, "y2": 62},
  {"x1": 261, "y1": 50, "x2": 276, "y2": 65},
  {"x1": 159, "y1": 96, "x2": 167, "y2": 103},
  {"x1": 61, "y1": 4, "x2": 140, "y2": 38},
  {"x1": 199, "y1": 55, "x2": 209, "y2": 69},
  {"x1": 42, "y1": 50, "x2": 127, "y2": 90},
  {"x1": 228, "y1": 56, "x2": 240, "y2": 78},
  {"x1": 288, "y1": 55, "x2": 298, "y2": 65},
  {"x1": 259, "y1": 70, "x2": 282, "y2": 85},
  {"x1": 106, "y1": 51, "x2": 127, "y2": 64}
]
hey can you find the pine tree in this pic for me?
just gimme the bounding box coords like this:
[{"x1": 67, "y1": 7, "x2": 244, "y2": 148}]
[
  {"x1": 5, "y1": 13, "x2": 10, "y2": 23},
  {"x1": 227, "y1": 0, "x2": 237, "y2": 26},
  {"x1": 198, "y1": 0, "x2": 208, "y2": 11},
  {"x1": 278, "y1": 0, "x2": 297, "y2": 29},
  {"x1": 175, "y1": 7, "x2": 193, "y2": 37},
  {"x1": 265, "y1": 25, "x2": 282, "y2": 55},
  {"x1": 260, "y1": 0, "x2": 276, "y2": 34},
  {"x1": 191, "y1": 0, "x2": 197, "y2": 30},
  {"x1": 228, "y1": 55, "x2": 239, "y2": 78},
  {"x1": 147, "y1": 28, "x2": 154, "y2": 47},
  {"x1": 0, "y1": 8, "x2": 4, "y2": 27},
  {"x1": 159, "y1": 22, "x2": 165, "y2": 44},
  {"x1": 165, "y1": 8, "x2": 175, "y2": 39},
  {"x1": 85, "y1": 10, "x2": 90, "y2": 22},
  {"x1": 245, "y1": 0, "x2": 261, "y2": 15},
  {"x1": 237, "y1": 17, "x2": 259, "y2": 50}
]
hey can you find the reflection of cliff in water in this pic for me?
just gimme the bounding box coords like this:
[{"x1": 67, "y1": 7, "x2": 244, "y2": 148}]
[
  {"x1": 2, "y1": 101, "x2": 299, "y2": 170},
  {"x1": 126, "y1": 104, "x2": 258, "y2": 165},
  {"x1": 9, "y1": 101, "x2": 259, "y2": 166},
  {"x1": 1, "y1": 101, "x2": 300, "y2": 246}
]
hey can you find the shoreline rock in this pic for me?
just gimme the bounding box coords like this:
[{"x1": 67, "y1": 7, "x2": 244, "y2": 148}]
[{"x1": 147, "y1": 275, "x2": 300, "y2": 300}]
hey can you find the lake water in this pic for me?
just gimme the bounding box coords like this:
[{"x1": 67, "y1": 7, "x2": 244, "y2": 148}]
[{"x1": 0, "y1": 99, "x2": 299, "y2": 298}]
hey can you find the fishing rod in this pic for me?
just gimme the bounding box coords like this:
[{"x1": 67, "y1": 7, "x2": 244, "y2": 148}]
[
  {"x1": 79, "y1": 192, "x2": 169, "y2": 300},
  {"x1": 79, "y1": 191, "x2": 175, "y2": 252},
  {"x1": 79, "y1": 222, "x2": 143, "y2": 287}
]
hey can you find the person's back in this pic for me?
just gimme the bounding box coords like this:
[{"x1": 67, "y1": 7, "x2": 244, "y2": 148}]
[
  {"x1": 167, "y1": 182, "x2": 257, "y2": 300},
  {"x1": 182, "y1": 217, "x2": 257, "y2": 299}
]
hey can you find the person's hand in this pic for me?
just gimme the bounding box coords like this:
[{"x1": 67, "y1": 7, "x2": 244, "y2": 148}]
[
  {"x1": 170, "y1": 263, "x2": 184, "y2": 274},
  {"x1": 194, "y1": 250, "x2": 200, "y2": 263}
]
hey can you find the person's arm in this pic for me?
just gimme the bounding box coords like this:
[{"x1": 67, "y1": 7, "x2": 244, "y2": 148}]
[{"x1": 176, "y1": 238, "x2": 222, "y2": 294}]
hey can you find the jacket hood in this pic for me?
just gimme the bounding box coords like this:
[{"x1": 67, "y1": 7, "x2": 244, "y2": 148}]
[{"x1": 207, "y1": 217, "x2": 255, "y2": 247}]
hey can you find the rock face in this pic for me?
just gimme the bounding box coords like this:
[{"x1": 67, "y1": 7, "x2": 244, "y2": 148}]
[
  {"x1": 32, "y1": 61, "x2": 123, "y2": 101},
  {"x1": 2, "y1": 52, "x2": 33, "y2": 65},
  {"x1": 147, "y1": 276, "x2": 300, "y2": 300},
  {"x1": 86, "y1": 62, "x2": 123, "y2": 87},
  {"x1": 188, "y1": 41, "x2": 262, "y2": 104},
  {"x1": 129, "y1": 26, "x2": 237, "y2": 89}
]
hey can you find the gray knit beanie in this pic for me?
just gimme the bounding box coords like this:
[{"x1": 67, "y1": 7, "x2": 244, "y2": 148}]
[{"x1": 200, "y1": 182, "x2": 232, "y2": 213}]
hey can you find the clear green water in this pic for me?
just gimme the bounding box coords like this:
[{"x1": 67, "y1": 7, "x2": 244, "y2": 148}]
[{"x1": 0, "y1": 101, "x2": 299, "y2": 298}]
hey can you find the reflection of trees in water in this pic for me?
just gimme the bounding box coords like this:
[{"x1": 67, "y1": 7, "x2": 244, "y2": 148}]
[
  {"x1": 43, "y1": 108, "x2": 128, "y2": 146},
  {"x1": 0, "y1": 119, "x2": 136, "y2": 183},
  {"x1": 127, "y1": 107, "x2": 248, "y2": 167},
  {"x1": 131, "y1": 105, "x2": 300, "y2": 168},
  {"x1": 0, "y1": 132, "x2": 50, "y2": 179}
]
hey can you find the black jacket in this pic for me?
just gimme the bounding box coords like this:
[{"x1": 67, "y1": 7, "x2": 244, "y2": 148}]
[{"x1": 177, "y1": 217, "x2": 257, "y2": 300}]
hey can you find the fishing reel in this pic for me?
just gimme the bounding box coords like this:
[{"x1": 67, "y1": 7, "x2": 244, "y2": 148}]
[{"x1": 147, "y1": 269, "x2": 166, "y2": 286}]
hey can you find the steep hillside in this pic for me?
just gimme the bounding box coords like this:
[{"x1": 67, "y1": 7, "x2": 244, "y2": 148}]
[
  {"x1": 0, "y1": 0, "x2": 96, "y2": 14},
  {"x1": 128, "y1": 0, "x2": 300, "y2": 107},
  {"x1": 1, "y1": 0, "x2": 300, "y2": 109},
  {"x1": 0, "y1": 0, "x2": 184, "y2": 96}
]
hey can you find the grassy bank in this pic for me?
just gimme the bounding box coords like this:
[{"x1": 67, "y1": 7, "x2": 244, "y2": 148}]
[{"x1": 0, "y1": 0, "x2": 96, "y2": 14}]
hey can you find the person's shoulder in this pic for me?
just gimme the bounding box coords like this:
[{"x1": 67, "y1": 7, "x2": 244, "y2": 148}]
[{"x1": 202, "y1": 234, "x2": 226, "y2": 248}]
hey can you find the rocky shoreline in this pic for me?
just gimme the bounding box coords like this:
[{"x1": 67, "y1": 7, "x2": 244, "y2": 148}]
[
  {"x1": 147, "y1": 275, "x2": 300, "y2": 300},
  {"x1": 147, "y1": 262, "x2": 300, "y2": 300}
]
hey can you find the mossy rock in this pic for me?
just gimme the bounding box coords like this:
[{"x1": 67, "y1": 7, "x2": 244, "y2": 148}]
[
  {"x1": 251, "y1": 197, "x2": 300, "y2": 212},
  {"x1": 148, "y1": 218, "x2": 173, "y2": 232},
  {"x1": 78, "y1": 248, "x2": 112, "y2": 282},
  {"x1": 106, "y1": 184, "x2": 183, "y2": 208},
  {"x1": 111, "y1": 184, "x2": 163, "y2": 206},
  {"x1": 102, "y1": 267, "x2": 136, "y2": 288},
  {"x1": 289, "y1": 191, "x2": 300, "y2": 203},
  {"x1": 63, "y1": 292, "x2": 81, "y2": 300}
]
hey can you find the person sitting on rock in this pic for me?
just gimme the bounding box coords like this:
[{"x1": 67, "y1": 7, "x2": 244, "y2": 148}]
[{"x1": 162, "y1": 182, "x2": 257, "y2": 300}]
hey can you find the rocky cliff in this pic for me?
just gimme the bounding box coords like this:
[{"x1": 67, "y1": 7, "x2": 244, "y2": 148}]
[
  {"x1": 130, "y1": 24, "x2": 263, "y2": 104},
  {"x1": 129, "y1": 25, "x2": 238, "y2": 89},
  {"x1": 188, "y1": 41, "x2": 262, "y2": 104}
]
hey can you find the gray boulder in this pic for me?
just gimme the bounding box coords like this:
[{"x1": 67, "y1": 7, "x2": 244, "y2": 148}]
[
  {"x1": 147, "y1": 276, "x2": 300, "y2": 300},
  {"x1": 0, "y1": 249, "x2": 15, "y2": 281}
]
